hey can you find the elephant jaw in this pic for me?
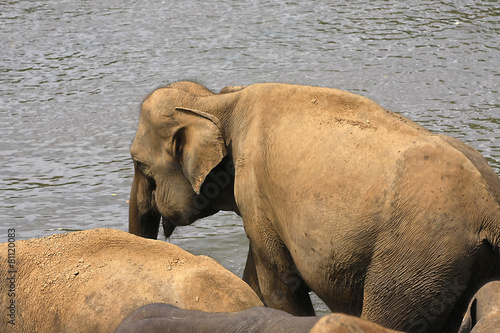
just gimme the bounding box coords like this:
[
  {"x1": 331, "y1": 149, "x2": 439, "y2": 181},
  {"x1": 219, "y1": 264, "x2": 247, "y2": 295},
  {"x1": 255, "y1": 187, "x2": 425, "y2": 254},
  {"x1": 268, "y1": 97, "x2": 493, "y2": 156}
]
[{"x1": 158, "y1": 203, "x2": 219, "y2": 239}]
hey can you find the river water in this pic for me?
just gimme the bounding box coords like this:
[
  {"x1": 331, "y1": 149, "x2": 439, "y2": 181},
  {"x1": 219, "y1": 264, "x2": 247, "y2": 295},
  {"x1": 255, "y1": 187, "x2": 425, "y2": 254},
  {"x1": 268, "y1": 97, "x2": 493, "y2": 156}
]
[{"x1": 1, "y1": 0, "x2": 499, "y2": 313}]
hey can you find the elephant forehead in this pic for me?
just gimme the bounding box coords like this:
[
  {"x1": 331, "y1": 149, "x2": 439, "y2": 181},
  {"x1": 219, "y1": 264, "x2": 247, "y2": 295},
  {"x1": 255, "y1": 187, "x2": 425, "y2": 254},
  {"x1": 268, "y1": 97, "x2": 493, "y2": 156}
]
[
  {"x1": 142, "y1": 88, "x2": 176, "y2": 117},
  {"x1": 140, "y1": 106, "x2": 169, "y2": 127},
  {"x1": 133, "y1": 111, "x2": 177, "y2": 147},
  {"x1": 131, "y1": 128, "x2": 162, "y2": 161}
]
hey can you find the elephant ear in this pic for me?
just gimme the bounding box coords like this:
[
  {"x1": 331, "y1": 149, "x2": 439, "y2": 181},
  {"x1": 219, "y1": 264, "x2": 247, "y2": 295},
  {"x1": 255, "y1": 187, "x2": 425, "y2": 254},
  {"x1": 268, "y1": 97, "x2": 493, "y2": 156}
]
[{"x1": 172, "y1": 107, "x2": 227, "y2": 195}]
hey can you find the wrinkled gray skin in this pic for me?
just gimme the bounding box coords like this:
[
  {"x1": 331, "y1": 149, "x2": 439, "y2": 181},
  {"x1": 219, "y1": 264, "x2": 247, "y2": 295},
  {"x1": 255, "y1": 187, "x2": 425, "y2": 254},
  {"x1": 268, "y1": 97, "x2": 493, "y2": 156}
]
[
  {"x1": 114, "y1": 303, "x2": 402, "y2": 333},
  {"x1": 114, "y1": 304, "x2": 319, "y2": 333},
  {"x1": 458, "y1": 281, "x2": 500, "y2": 333},
  {"x1": 129, "y1": 81, "x2": 500, "y2": 333}
]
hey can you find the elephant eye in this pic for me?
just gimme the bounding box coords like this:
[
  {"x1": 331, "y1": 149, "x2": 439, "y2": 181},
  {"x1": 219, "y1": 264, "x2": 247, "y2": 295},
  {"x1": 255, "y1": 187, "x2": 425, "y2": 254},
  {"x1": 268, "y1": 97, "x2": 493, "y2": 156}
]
[
  {"x1": 134, "y1": 160, "x2": 146, "y2": 170},
  {"x1": 134, "y1": 159, "x2": 154, "y2": 178}
]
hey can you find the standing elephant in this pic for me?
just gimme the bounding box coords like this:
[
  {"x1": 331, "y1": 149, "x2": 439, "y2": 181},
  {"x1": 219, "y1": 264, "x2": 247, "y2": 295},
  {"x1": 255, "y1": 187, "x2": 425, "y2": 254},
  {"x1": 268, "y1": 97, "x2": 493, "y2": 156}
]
[
  {"x1": 129, "y1": 81, "x2": 500, "y2": 332},
  {"x1": 0, "y1": 228, "x2": 262, "y2": 333}
]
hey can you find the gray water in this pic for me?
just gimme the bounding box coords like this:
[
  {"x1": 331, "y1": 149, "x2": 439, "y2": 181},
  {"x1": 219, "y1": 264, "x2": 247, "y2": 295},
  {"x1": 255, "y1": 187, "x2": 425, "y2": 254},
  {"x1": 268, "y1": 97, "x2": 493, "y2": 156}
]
[{"x1": 1, "y1": 0, "x2": 499, "y2": 314}]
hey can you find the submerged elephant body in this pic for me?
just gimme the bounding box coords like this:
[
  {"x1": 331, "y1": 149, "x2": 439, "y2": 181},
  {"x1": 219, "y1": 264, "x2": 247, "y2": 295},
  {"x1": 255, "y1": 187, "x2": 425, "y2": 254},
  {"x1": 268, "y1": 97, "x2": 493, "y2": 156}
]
[
  {"x1": 115, "y1": 303, "x2": 403, "y2": 333},
  {"x1": 129, "y1": 82, "x2": 500, "y2": 332},
  {"x1": 0, "y1": 228, "x2": 262, "y2": 333}
]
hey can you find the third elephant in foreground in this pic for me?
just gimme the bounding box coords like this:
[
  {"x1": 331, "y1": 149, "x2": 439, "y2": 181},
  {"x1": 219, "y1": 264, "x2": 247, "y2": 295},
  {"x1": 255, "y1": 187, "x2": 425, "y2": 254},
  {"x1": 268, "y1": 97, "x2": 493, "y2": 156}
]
[
  {"x1": 114, "y1": 303, "x2": 402, "y2": 333},
  {"x1": 129, "y1": 81, "x2": 500, "y2": 333}
]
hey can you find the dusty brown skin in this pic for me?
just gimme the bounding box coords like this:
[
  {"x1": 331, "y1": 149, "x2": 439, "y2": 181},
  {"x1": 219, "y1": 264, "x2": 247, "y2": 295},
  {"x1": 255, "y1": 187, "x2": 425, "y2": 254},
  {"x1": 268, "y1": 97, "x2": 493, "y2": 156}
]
[
  {"x1": 129, "y1": 81, "x2": 500, "y2": 332},
  {"x1": 310, "y1": 313, "x2": 404, "y2": 333},
  {"x1": 0, "y1": 228, "x2": 263, "y2": 333},
  {"x1": 458, "y1": 281, "x2": 500, "y2": 333}
]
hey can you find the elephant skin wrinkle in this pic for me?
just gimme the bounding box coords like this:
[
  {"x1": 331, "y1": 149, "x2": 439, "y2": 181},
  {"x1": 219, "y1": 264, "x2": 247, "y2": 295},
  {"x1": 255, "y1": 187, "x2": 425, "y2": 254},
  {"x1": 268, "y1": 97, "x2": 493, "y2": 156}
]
[{"x1": 0, "y1": 228, "x2": 263, "y2": 333}]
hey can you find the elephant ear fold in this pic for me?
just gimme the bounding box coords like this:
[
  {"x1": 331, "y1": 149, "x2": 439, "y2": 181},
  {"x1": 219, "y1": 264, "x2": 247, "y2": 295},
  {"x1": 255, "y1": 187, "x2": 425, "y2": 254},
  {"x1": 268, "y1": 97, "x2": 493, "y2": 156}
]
[{"x1": 172, "y1": 107, "x2": 227, "y2": 195}]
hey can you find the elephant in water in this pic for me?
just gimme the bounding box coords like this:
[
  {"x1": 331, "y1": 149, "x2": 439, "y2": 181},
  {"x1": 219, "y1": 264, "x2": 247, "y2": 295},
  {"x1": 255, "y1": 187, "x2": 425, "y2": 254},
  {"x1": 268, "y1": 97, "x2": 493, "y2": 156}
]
[
  {"x1": 129, "y1": 81, "x2": 500, "y2": 333},
  {"x1": 0, "y1": 228, "x2": 262, "y2": 333},
  {"x1": 114, "y1": 303, "x2": 402, "y2": 333}
]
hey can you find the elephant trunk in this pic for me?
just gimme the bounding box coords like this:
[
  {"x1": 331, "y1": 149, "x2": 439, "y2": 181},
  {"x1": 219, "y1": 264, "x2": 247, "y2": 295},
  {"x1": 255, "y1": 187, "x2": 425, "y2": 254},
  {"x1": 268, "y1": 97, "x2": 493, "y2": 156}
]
[{"x1": 129, "y1": 165, "x2": 161, "y2": 239}]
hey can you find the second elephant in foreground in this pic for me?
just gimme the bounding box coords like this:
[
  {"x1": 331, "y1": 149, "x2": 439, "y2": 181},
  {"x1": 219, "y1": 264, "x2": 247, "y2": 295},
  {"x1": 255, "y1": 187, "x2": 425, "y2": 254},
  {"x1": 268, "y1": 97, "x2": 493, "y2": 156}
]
[
  {"x1": 0, "y1": 228, "x2": 262, "y2": 333},
  {"x1": 114, "y1": 303, "x2": 402, "y2": 333},
  {"x1": 458, "y1": 281, "x2": 500, "y2": 333},
  {"x1": 129, "y1": 81, "x2": 500, "y2": 332}
]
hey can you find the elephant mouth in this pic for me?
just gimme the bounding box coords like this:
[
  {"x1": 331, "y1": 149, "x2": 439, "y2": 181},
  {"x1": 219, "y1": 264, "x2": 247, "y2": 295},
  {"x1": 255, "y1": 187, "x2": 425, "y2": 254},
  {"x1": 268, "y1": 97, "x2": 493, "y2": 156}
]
[{"x1": 161, "y1": 216, "x2": 176, "y2": 238}]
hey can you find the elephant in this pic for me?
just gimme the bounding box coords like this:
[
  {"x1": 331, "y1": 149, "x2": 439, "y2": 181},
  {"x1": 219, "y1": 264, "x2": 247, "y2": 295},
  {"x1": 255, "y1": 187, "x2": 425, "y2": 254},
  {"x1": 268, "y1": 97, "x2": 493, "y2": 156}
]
[
  {"x1": 114, "y1": 303, "x2": 402, "y2": 333},
  {"x1": 0, "y1": 228, "x2": 262, "y2": 333},
  {"x1": 114, "y1": 303, "x2": 318, "y2": 333},
  {"x1": 458, "y1": 281, "x2": 500, "y2": 333},
  {"x1": 310, "y1": 313, "x2": 404, "y2": 333},
  {"x1": 129, "y1": 81, "x2": 500, "y2": 332}
]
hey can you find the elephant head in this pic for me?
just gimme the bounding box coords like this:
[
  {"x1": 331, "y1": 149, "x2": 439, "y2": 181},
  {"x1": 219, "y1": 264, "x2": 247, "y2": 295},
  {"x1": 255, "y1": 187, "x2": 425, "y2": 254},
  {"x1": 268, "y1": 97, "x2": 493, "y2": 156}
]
[{"x1": 129, "y1": 82, "x2": 237, "y2": 239}]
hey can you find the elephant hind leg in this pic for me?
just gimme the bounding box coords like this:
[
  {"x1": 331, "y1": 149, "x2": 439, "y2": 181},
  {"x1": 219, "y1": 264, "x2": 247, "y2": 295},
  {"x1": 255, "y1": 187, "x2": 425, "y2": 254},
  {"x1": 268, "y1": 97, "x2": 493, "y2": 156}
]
[
  {"x1": 250, "y1": 237, "x2": 315, "y2": 316},
  {"x1": 361, "y1": 241, "x2": 481, "y2": 333}
]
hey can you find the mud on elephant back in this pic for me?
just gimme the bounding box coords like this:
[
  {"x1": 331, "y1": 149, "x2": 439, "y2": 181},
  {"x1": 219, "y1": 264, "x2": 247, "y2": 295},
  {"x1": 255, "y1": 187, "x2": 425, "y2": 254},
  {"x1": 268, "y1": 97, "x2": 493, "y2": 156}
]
[
  {"x1": 0, "y1": 228, "x2": 263, "y2": 333},
  {"x1": 128, "y1": 81, "x2": 500, "y2": 333}
]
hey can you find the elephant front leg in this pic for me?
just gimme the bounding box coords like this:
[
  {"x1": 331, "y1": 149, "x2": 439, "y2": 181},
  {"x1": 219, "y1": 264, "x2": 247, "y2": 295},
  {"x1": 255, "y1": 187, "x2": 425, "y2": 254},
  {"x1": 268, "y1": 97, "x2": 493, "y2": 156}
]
[
  {"x1": 250, "y1": 239, "x2": 315, "y2": 316},
  {"x1": 243, "y1": 243, "x2": 263, "y2": 299}
]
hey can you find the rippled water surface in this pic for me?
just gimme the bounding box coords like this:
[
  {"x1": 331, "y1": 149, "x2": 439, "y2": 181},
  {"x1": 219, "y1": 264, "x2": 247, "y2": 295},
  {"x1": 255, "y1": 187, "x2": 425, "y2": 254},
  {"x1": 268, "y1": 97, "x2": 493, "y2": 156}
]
[{"x1": 1, "y1": 0, "x2": 499, "y2": 313}]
